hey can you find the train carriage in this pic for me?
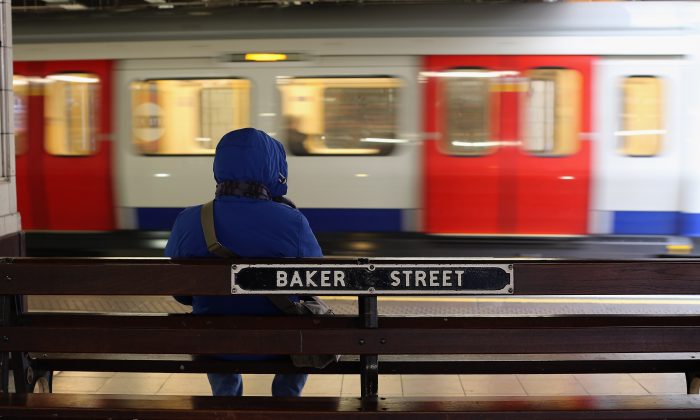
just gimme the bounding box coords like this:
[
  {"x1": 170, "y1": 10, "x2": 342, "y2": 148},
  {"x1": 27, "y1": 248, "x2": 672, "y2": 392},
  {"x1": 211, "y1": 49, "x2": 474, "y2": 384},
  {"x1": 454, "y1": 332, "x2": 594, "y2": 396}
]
[{"x1": 10, "y1": 2, "x2": 700, "y2": 253}]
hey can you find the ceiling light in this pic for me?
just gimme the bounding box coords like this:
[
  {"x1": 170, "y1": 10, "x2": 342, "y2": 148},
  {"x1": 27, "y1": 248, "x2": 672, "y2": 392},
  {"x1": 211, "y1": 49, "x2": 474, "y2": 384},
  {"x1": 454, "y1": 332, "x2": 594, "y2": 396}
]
[
  {"x1": 46, "y1": 74, "x2": 100, "y2": 84},
  {"x1": 360, "y1": 138, "x2": 408, "y2": 144},
  {"x1": 245, "y1": 53, "x2": 288, "y2": 62},
  {"x1": 60, "y1": 4, "x2": 87, "y2": 10}
]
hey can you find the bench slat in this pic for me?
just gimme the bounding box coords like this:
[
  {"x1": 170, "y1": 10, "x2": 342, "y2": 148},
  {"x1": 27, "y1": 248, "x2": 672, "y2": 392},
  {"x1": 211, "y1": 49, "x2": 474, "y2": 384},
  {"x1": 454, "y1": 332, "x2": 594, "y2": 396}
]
[
  {"x1": 21, "y1": 313, "x2": 700, "y2": 328},
  {"x1": 3, "y1": 394, "x2": 700, "y2": 419},
  {"x1": 31, "y1": 353, "x2": 700, "y2": 375},
  {"x1": 4, "y1": 257, "x2": 700, "y2": 295},
  {"x1": 5, "y1": 323, "x2": 700, "y2": 354}
]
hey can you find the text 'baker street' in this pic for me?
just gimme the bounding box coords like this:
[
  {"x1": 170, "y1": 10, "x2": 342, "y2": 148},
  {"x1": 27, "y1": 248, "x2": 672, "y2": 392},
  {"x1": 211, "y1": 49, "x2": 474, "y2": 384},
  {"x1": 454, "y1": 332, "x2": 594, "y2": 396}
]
[{"x1": 275, "y1": 270, "x2": 469, "y2": 289}]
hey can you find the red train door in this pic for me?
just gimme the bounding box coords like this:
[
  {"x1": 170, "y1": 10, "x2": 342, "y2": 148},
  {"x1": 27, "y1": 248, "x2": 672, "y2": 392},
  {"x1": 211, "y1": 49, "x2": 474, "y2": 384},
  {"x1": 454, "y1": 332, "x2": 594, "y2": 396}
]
[
  {"x1": 513, "y1": 56, "x2": 592, "y2": 234},
  {"x1": 424, "y1": 55, "x2": 592, "y2": 235},
  {"x1": 14, "y1": 60, "x2": 115, "y2": 230}
]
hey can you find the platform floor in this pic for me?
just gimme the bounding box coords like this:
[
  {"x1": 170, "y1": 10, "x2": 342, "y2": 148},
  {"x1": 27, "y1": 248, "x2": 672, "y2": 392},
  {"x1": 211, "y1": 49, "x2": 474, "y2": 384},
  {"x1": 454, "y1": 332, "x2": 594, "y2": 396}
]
[
  {"x1": 27, "y1": 295, "x2": 700, "y2": 316},
  {"x1": 50, "y1": 372, "x2": 687, "y2": 397},
  {"x1": 28, "y1": 295, "x2": 700, "y2": 397}
]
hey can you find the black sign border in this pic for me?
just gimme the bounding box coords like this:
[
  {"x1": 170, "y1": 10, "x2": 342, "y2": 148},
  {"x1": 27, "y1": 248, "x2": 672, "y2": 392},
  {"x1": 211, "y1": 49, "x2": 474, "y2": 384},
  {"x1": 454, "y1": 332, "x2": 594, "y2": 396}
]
[{"x1": 231, "y1": 263, "x2": 514, "y2": 295}]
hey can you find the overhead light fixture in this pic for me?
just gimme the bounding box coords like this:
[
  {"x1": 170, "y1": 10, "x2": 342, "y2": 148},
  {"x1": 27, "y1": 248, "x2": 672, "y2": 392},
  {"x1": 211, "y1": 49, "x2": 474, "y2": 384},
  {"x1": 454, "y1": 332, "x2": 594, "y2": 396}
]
[
  {"x1": 360, "y1": 138, "x2": 408, "y2": 144},
  {"x1": 420, "y1": 71, "x2": 519, "y2": 79},
  {"x1": 60, "y1": 4, "x2": 87, "y2": 10},
  {"x1": 245, "y1": 53, "x2": 288, "y2": 62},
  {"x1": 144, "y1": 0, "x2": 167, "y2": 3},
  {"x1": 219, "y1": 53, "x2": 307, "y2": 63},
  {"x1": 46, "y1": 74, "x2": 100, "y2": 84}
]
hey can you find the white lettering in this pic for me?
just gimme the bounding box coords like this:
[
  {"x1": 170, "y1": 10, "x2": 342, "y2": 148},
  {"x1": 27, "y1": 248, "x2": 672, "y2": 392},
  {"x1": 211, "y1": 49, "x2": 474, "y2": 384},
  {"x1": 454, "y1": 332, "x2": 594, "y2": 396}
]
[
  {"x1": 415, "y1": 271, "x2": 427, "y2": 287},
  {"x1": 402, "y1": 271, "x2": 413, "y2": 287},
  {"x1": 429, "y1": 271, "x2": 439, "y2": 287},
  {"x1": 390, "y1": 271, "x2": 401, "y2": 287},
  {"x1": 442, "y1": 271, "x2": 452, "y2": 287},
  {"x1": 290, "y1": 271, "x2": 303, "y2": 287},
  {"x1": 305, "y1": 271, "x2": 318, "y2": 287},
  {"x1": 334, "y1": 271, "x2": 346, "y2": 287},
  {"x1": 277, "y1": 271, "x2": 288, "y2": 287},
  {"x1": 455, "y1": 270, "x2": 464, "y2": 287},
  {"x1": 321, "y1": 271, "x2": 331, "y2": 287}
]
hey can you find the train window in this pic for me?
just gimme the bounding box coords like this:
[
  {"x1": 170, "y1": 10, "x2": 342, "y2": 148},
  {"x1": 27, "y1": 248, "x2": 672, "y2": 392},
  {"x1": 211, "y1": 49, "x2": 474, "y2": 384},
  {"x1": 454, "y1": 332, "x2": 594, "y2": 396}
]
[
  {"x1": 13, "y1": 76, "x2": 29, "y2": 156},
  {"x1": 44, "y1": 73, "x2": 100, "y2": 156},
  {"x1": 440, "y1": 70, "x2": 493, "y2": 156},
  {"x1": 523, "y1": 68, "x2": 581, "y2": 156},
  {"x1": 131, "y1": 79, "x2": 250, "y2": 155},
  {"x1": 278, "y1": 77, "x2": 401, "y2": 156},
  {"x1": 619, "y1": 76, "x2": 664, "y2": 157}
]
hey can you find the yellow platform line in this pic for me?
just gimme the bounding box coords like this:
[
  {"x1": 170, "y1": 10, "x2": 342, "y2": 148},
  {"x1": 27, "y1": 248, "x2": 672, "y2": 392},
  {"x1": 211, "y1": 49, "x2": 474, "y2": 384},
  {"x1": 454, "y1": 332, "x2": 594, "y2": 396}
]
[{"x1": 321, "y1": 296, "x2": 700, "y2": 305}]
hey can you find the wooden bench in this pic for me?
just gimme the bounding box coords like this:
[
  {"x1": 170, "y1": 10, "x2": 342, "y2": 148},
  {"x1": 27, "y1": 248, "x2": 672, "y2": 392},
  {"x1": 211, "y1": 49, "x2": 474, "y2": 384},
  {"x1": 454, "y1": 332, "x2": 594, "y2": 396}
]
[{"x1": 2, "y1": 257, "x2": 700, "y2": 419}]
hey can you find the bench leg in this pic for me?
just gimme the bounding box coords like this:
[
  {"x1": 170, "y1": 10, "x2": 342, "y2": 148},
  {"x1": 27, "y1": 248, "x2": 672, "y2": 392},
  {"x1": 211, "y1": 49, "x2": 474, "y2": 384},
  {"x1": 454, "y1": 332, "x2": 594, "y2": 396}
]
[
  {"x1": 11, "y1": 351, "x2": 33, "y2": 393},
  {"x1": 359, "y1": 296, "x2": 378, "y2": 399}
]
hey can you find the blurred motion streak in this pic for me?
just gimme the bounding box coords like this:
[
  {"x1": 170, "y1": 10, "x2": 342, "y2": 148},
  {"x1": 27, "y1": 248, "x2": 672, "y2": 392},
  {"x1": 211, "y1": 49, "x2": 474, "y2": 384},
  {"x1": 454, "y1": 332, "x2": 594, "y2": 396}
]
[{"x1": 9, "y1": 2, "x2": 700, "y2": 258}]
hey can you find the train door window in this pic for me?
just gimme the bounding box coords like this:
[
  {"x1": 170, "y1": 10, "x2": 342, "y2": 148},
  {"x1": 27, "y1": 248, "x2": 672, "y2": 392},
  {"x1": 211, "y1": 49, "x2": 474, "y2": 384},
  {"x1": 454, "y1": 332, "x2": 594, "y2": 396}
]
[
  {"x1": 278, "y1": 77, "x2": 401, "y2": 156},
  {"x1": 44, "y1": 73, "x2": 100, "y2": 156},
  {"x1": 130, "y1": 79, "x2": 250, "y2": 155},
  {"x1": 619, "y1": 76, "x2": 664, "y2": 157},
  {"x1": 12, "y1": 76, "x2": 29, "y2": 156},
  {"x1": 523, "y1": 69, "x2": 581, "y2": 156},
  {"x1": 440, "y1": 69, "x2": 493, "y2": 156}
]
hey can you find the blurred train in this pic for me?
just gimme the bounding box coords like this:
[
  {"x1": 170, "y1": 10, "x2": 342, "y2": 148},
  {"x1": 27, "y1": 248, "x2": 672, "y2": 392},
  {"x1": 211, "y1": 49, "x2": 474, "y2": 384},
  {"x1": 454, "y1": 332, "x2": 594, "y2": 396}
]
[{"x1": 10, "y1": 2, "x2": 700, "y2": 249}]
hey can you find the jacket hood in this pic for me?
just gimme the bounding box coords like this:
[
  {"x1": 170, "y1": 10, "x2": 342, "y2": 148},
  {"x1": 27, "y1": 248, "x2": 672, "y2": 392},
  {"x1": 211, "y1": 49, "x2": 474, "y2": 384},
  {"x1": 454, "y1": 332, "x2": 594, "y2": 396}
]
[{"x1": 213, "y1": 128, "x2": 288, "y2": 197}]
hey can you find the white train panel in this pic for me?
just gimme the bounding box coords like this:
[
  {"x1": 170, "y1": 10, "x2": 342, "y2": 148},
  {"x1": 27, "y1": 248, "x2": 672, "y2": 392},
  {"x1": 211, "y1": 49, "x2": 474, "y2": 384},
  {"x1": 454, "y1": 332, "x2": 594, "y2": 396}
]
[{"x1": 593, "y1": 58, "x2": 686, "y2": 235}]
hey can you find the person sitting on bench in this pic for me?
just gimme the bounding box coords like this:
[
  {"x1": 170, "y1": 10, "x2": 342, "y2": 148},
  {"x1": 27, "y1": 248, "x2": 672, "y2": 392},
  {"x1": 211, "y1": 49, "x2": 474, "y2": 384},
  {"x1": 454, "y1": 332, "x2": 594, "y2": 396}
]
[{"x1": 165, "y1": 128, "x2": 323, "y2": 397}]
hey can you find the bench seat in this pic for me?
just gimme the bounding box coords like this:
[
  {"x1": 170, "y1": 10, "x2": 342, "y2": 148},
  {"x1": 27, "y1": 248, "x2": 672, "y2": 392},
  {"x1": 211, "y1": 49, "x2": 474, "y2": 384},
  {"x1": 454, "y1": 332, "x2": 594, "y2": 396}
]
[{"x1": 3, "y1": 393, "x2": 700, "y2": 419}]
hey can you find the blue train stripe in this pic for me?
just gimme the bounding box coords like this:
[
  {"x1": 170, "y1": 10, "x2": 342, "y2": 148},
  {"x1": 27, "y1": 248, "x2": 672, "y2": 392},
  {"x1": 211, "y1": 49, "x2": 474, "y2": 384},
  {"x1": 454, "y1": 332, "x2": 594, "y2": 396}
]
[
  {"x1": 612, "y1": 211, "x2": 679, "y2": 235},
  {"x1": 136, "y1": 207, "x2": 403, "y2": 232},
  {"x1": 680, "y1": 213, "x2": 700, "y2": 237},
  {"x1": 300, "y1": 209, "x2": 402, "y2": 232},
  {"x1": 137, "y1": 207, "x2": 700, "y2": 236},
  {"x1": 136, "y1": 208, "x2": 185, "y2": 231}
]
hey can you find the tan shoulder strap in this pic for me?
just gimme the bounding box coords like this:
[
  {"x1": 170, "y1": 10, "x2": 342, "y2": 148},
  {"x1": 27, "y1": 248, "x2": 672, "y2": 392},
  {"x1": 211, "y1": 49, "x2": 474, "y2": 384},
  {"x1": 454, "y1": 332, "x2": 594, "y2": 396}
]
[
  {"x1": 200, "y1": 200, "x2": 237, "y2": 258},
  {"x1": 201, "y1": 200, "x2": 299, "y2": 313}
]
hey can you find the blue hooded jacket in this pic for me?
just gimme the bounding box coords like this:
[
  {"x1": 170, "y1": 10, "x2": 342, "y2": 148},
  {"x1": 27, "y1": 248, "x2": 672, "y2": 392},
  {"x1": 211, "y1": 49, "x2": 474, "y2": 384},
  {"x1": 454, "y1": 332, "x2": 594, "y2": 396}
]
[{"x1": 164, "y1": 128, "x2": 323, "y2": 316}]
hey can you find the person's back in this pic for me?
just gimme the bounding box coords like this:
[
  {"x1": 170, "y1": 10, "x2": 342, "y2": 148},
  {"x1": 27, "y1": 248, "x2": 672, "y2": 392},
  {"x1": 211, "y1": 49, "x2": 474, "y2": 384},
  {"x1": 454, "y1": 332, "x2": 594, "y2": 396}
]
[{"x1": 165, "y1": 128, "x2": 322, "y2": 396}]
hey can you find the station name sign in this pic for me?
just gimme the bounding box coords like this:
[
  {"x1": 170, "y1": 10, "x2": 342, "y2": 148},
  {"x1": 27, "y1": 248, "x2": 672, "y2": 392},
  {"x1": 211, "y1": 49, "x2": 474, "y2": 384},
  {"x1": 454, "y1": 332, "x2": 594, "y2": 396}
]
[{"x1": 231, "y1": 263, "x2": 514, "y2": 295}]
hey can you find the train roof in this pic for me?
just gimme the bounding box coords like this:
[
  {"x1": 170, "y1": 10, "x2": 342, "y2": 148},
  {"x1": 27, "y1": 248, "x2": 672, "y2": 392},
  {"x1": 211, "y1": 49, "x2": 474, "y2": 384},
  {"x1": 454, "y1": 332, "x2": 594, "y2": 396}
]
[{"x1": 13, "y1": 2, "x2": 700, "y2": 45}]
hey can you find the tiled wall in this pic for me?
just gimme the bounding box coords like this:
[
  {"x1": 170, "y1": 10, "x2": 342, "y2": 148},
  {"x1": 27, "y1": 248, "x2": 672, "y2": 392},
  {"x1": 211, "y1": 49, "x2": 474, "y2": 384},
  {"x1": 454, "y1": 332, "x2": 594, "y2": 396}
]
[{"x1": 0, "y1": 0, "x2": 19, "y2": 237}]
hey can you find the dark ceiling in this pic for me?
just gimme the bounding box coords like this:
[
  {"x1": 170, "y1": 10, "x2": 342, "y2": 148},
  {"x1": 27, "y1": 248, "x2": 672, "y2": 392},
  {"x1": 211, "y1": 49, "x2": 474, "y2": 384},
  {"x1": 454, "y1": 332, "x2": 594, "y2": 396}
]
[{"x1": 12, "y1": 0, "x2": 533, "y2": 15}]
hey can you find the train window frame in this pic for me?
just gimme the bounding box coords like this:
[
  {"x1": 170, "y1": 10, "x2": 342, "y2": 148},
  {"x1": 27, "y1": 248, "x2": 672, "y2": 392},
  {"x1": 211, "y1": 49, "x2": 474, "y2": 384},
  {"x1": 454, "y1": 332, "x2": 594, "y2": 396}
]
[
  {"x1": 12, "y1": 75, "x2": 29, "y2": 156},
  {"x1": 437, "y1": 68, "x2": 496, "y2": 157},
  {"x1": 618, "y1": 75, "x2": 665, "y2": 157},
  {"x1": 521, "y1": 67, "x2": 582, "y2": 157},
  {"x1": 43, "y1": 72, "x2": 100, "y2": 157},
  {"x1": 277, "y1": 75, "x2": 402, "y2": 157},
  {"x1": 130, "y1": 77, "x2": 252, "y2": 156}
]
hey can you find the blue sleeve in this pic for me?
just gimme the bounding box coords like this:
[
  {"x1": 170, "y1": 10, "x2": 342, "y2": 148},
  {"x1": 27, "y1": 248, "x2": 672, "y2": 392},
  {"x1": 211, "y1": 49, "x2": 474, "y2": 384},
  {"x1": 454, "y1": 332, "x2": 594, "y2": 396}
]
[
  {"x1": 164, "y1": 211, "x2": 187, "y2": 258},
  {"x1": 298, "y1": 213, "x2": 323, "y2": 257},
  {"x1": 165, "y1": 213, "x2": 193, "y2": 306}
]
